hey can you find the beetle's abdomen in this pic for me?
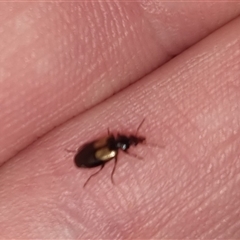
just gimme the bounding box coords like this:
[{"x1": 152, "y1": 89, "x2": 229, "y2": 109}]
[
  {"x1": 74, "y1": 136, "x2": 117, "y2": 168},
  {"x1": 74, "y1": 143, "x2": 100, "y2": 168}
]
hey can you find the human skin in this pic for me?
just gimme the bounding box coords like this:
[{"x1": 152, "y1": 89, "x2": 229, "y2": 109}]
[{"x1": 0, "y1": 2, "x2": 240, "y2": 239}]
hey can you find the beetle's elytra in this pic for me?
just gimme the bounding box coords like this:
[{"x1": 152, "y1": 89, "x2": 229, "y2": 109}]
[{"x1": 74, "y1": 119, "x2": 146, "y2": 187}]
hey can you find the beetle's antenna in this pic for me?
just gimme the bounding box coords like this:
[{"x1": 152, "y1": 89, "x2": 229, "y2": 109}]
[{"x1": 135, "y1": 118, "x2": 145, "y2": 135}]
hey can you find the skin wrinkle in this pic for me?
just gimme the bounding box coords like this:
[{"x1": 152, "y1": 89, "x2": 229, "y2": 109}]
[
  {"x1": 3, "y1": 42, "x2": 238, "y2": 234},
  {"x1": 120, "y1": 175, "x2": 148, "y2": 236},
  {"x1": 153, "y1": 134, "x2": 237, "y2": 237},
  {"x1": 1, "y1": 3, "x2": 240, "y2": 239},
  {"x1": 195, "y1": 187, "x2": 240, "y2": 238},
  {"x1": 220, "y1": 216, "x2": 240, "y2": 238},
  {"x1": 3, "y1": 1, "x2": 236, "y2": 162},
  {"x1": 168, "y1": 161, "x2": 238, "y2": 238}
]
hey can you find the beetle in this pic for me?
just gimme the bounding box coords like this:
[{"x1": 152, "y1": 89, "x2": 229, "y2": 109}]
[{"x1": 74, "y1": 119, "x2": 146, "y2": 187}]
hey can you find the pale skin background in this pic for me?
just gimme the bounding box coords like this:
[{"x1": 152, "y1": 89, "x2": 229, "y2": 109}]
[{"x1": 0, "y1": 2, "x2": 240, "y2": 239}]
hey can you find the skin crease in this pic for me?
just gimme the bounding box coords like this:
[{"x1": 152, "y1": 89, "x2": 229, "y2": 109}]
[{"x1": 0, "y1": 2, "x2": 240, "y2": 239}]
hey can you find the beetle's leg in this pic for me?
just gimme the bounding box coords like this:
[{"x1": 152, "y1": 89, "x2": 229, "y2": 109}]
[
  {"x1": 144, "y1": 141, "x2": 165, "y2": 149},
  {"x1": 111, "y1": 156, "x2": 118, "y2": 184},
  {"x1": 124, "y1": 150, "x2": 143, "y2": 160},
  {"x1": 65, "y1": 148, "x2": 76, "y2": 153},
  {"x1": 83, "y1": 164, "x2": 105, "y2": 188}
]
